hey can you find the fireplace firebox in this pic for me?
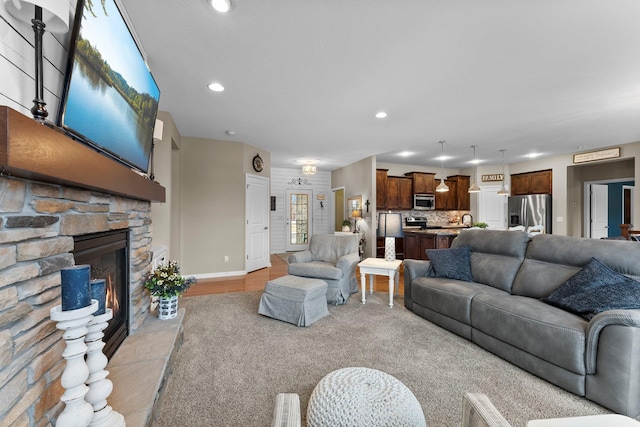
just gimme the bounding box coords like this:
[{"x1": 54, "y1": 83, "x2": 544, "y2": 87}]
[{"x1": 73, "y1": 230, "x2": 129, "y2": 359}]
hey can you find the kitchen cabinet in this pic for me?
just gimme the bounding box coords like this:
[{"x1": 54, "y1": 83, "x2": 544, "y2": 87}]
[
  {"x1": 386, "y1": 176, "x2": 413, "y2": 210},
  {"x1": 403, "y1": 231, "x2": 457, "y2": 260},
  {"x1": 435, "y1": 175, "x2": 470, "y2": 210},
  {"x1": 511, "y1": 170, "x2": 552, "y2": 196},
  {"x1": 376, "y1": 169, "x2": 388, "y2": 209},
  {"x1": 435, "y1": 179, "x2": 456, "y2": 210},
  {"x1": 405, "y1": 172, "x2": 436, "y2": 194}
]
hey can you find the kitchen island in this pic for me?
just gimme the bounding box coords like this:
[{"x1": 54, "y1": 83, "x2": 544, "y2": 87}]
[{"x1": 403, "y1": 227, "x2": 467, "y2": 260}]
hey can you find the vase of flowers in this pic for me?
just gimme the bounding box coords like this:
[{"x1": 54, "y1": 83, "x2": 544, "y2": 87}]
[{"x1": 144, "y1": 260, "x2": 196, "y2": 320}]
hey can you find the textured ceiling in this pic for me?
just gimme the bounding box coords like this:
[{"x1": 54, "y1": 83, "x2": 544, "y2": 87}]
[{"x1": 122, "y1": 0, "x2": 640, "y2": 171}]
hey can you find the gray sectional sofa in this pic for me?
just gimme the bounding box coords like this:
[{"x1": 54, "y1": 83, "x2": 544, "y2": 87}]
[{"x1": 404, "y1": 229, "x2": 640, "y2": 416}]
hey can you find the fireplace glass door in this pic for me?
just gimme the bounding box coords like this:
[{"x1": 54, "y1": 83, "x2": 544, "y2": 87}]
[{"x1": 73, "y1": 229, "x2": 129, "y2": 359}]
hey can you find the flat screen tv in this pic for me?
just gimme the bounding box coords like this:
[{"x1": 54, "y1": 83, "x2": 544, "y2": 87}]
[{"x1": 58, "y1": 0, "x2": 160, "y2": 174}]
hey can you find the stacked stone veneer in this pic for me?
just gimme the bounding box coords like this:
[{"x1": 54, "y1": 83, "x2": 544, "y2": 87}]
[{"x1": 0, "y1": 176, "x2": 154, "y2": 426}]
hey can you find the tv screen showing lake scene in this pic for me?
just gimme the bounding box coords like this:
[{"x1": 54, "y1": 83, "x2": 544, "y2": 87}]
[{"x1": 59, "y1": 0, "x2": 160, "y2": 173}]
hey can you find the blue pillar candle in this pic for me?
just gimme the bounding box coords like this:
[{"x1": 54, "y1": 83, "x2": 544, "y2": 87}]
[
  {"x1": 90, "y1": 279, "x2": 107, "y2": 316},
  {"x1": 60, "y1": 265, "x2": 91, "y2": 311}
]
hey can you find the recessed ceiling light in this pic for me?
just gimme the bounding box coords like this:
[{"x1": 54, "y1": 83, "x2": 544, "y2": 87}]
[
  {"x1": 469, "y1": 159, "x2": 481, "y2": 165},
  {"x1": 375, "y1": 112, "x2": 387, "y2": 119},
  {"x1": 210, "y1": 0, "x2": 234, "y2": 13},
  {"x1": 525, "y1": 152, "x2": 541, "y2": 158},
  {"x1": 398, "y1": 151, "x2": 414, "y2": 157},
  {"x1": 226, "y1": 130, "x2": 236, "y2": 136},
  {"x1": 208, "y1": 82, "x2": 225, "y2": 92}
]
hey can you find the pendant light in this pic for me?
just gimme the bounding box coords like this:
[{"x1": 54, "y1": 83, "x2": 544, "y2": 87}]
[
  {"x1": 497, "y1": 149, "x2": 509, "y2": 196},
  {"x1": 435, "y1": 141, "x2": 449, "y2": 192},
  {"x1": 468, "y1": 145, "x2": 481, "y2": 193}
]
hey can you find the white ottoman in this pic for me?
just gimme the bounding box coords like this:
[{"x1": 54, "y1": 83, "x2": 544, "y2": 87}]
[
  {"x1": 306, "y1": 367, "x2": 427, "y2": 427},
  {"x1": 258, "y1": 275, "x2": 329, "y2": 327}
]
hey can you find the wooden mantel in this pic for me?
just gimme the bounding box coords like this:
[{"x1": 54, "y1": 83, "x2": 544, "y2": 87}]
[{"x1": 0, "y1": 106, "x2": 165, "y2": 202}]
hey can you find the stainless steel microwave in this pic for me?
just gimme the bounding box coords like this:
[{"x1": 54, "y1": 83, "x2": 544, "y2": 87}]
[{"x1": 414, "y1": 194, "x2": 435, "y2": 210}]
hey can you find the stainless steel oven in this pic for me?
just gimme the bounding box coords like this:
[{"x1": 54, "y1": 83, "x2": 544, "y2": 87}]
[{"x1": 414, "y1": 194, "x2": 435, "y2": 210}]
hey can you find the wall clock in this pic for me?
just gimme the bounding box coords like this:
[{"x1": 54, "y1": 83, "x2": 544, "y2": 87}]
[{"x1": 252, "y1": 154, "x2": 264, "y2": 172}]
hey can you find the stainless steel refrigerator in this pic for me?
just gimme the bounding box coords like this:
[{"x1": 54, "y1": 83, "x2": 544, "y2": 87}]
[{"x1": 507, "y1": 194, "x2": 552, "y2": 233}]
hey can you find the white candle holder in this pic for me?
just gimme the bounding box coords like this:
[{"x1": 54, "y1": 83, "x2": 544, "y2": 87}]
[
  {"x1": 50, "y1": 301, "x2": 98, "y2": 427},
  {"x1": 85, "y1": 308, "x2": 126, "y2": 426}
]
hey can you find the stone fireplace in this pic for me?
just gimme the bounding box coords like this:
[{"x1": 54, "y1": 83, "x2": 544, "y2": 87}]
[{"x1": 0, "y1": 107, "x2": 166, "y2": 426}]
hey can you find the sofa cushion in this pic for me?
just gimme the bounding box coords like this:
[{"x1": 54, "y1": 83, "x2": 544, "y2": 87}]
[
  {"x1": 287, "y1": 261, "x2": 343, "y2": 281},
  {"x1": 411, "y1": 277, "x2": 506, "y2": 325},
  {"x1": 452, "y1": 229, "x2": 530, "y2": 292},
  {"x1": 542, "y1": 258, "x2": 640, "y2": 320},
  {"x1": 471, "y1": 293, "x2": 587, "y2": 374},
  {"x1": 426, "y1": 246, "x2": 473, "y2": 282},
  {"x1": 512, "y1": 234, "x2": 640, "y2": 298}
]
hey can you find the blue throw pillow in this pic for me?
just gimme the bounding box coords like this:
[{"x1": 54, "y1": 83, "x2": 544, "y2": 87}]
[
  {"x1": 426, "y1": 246, "x2": 474, "y2": 282},
  {"x1": 542, "y1": 257, "x2": 640, "y2": 320}
]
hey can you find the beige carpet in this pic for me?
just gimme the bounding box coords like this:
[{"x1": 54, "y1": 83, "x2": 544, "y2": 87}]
[{"x1": 153, "y1": 291, "x2": 610, "y2": 427}]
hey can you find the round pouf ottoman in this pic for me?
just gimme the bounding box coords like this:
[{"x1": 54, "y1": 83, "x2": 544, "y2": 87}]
[{"x1": 306, "y1": 367, "x2": 427, "y2": 427}]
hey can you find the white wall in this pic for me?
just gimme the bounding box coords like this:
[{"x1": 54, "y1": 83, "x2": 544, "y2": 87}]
[
  {"x1": 270, "y1": 168, "x2": 331, "y2": 254},
  {"x1": 151, "y1": 111, "x2": 181, "y2": 259},
  {"x1": 331, "y1": 156, "x2": 376, "y2": 258},
  {"x1": 0, "y1": 0, "x2": 74, "y2": 119},
  {"x1": 510, "y1": 141, "x2": 639, "y2": 236}
]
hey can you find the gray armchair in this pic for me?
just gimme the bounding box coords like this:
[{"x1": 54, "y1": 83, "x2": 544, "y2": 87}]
[{"x1": 287, "y1": 234, "x2": 360, "y2": 305}]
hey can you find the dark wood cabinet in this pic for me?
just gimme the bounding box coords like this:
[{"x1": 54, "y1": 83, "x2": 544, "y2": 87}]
[
  {"x1": 450, "y1": 175, "x2": 470, "y2": 210},
  {"x1": 386, "y1": 176, "x2": 413, "y2": 210},
  {"x1": 511, "y1": 174, "x2": 530, "y2": 196},
  {"x1": 511, "y1": 170, "x2": 552, "y2": 195},
  {"x1": 435, "y1": 179, "x2": 455, "y2": 210},
  {"x1": 405, "y1": 172, "x2": 436, "y2": 194},
  {"x1": 530, "y1": 170, "x2": 552, "y2": 194},
  {"x1": 435, "y1": 175, "x2": 470, "y2": 210},
  {"x1": 403, "y1": 231, "x2": 457, "y2": 260},
  {"x1": 376, "y1": 169, "x2": 388, "y2": 209}
]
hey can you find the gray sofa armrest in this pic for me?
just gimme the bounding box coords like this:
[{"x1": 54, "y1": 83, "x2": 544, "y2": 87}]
[
  {"x1": 271, "y1": 393, "x2": 301, "y2": 427},
  {"x1": 403, "y1": 259, "x2": 431, "y2": 310},
  {"x1": 336, "y1": 252, "x2": 360, "y2": 272},
  {"x1": 585, "y1": 309, "x2": 640, "y2": 373},
  {"x1": 288, "y1": 250, "x2": 312, "y2": 264}
]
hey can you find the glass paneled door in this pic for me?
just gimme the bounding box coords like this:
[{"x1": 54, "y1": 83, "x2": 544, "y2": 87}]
[{"x1": 286, "y1": 189, "x2": 313, "y2": 251}]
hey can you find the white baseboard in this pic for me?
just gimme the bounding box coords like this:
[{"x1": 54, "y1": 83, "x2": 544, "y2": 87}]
[{"x1": 188, "y1": 270, "x2": 247, "y2": 279}]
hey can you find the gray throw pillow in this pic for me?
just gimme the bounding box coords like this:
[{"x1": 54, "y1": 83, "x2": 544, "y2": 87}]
[
  {"x1": 426, "y1": 246, "x2": 473, "y2": 282},
  {"x1": 542, "y1": 257, "x2": 640, "y2": 320}
]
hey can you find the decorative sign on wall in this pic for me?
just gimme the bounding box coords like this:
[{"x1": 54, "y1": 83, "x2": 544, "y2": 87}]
[
  {"x1": 481, "y1": 174, "x2": 504, "y2": 182},
  {"x1": 573, "y1": 147, "x2": 620, "y2": 164},
  {"x1": 287, "y1": 178, "x2": 312, "y2": 186}
]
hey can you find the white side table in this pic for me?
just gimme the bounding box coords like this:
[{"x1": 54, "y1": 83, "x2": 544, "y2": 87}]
[{"x1": 358, "y1": 258, "x2": 402, "y2": 307}]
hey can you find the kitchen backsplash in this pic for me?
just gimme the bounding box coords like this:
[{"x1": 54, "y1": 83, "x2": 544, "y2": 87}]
[{"x1": 387, "y1": 210, "x2": 471, "y2": 225}]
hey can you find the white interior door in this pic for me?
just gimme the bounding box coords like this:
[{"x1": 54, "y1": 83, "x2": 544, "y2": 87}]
[
  {"x1": 590, "y1": 184, "x2": 609, "y2": 238},
  {"x1": 246, "y1": 174, "x2": 270, "y2": 272},
  {"x1": 286, "y1": 189, "x2": 312, "y2": 252},
  {"x1": 478, "y1": 185, "x2": 507, "y2": 230}
]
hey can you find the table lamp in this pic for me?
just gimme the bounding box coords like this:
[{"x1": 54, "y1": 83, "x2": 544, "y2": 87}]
[
  {"x1": 4, "y1": 0, "x2": 70, "y2": 121},
  {"x1": 377, "y1": 212, "x2": 404, "y2": 261},
  {"x1": 350, "y1": 208, "x2": 362, "y2": 233}
]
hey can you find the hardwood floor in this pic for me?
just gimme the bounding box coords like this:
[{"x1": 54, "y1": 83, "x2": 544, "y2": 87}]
[{"x1": 183, "y1": 254, "x2": 405, "y2": 297}]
